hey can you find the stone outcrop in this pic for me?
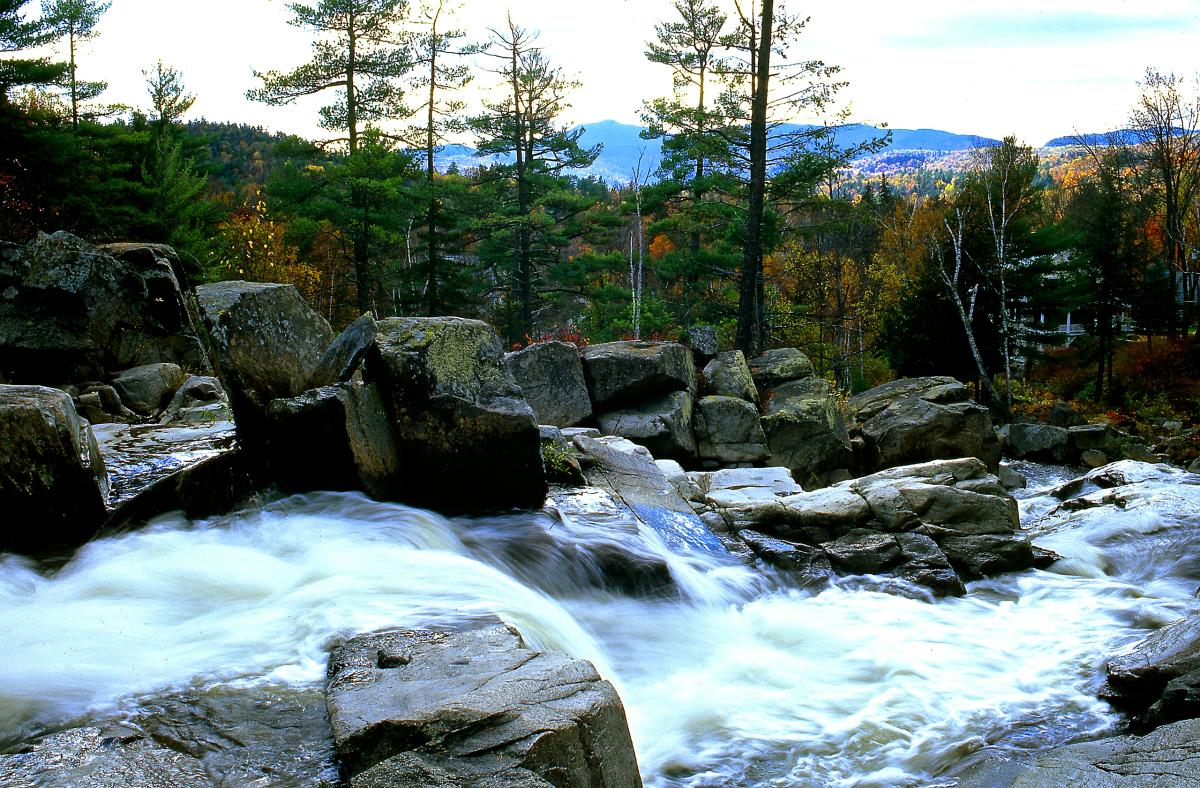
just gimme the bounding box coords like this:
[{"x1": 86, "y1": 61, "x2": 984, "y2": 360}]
[
  {"x1": 326, "y1": 622, "x2": 642, "y2": 788},
  {"x1": 0, "y1": 384, "x2": 109, "y2": 551},
  {"x1": 694, "y1": 395, "x2": 770, "y2": 464},
  {"x1": 848, "y1": 376, "x2": 1000, "y2": 473},
  {"x1": 196, "y1": 281, "x2": 334, "y2": 437},
  {"x1": 111, "y1": 362, "x2": 188, "y2": 416},
  {"x1": 366, "y1": 316, "x2": 546, "y2": 511},
  {"x1": 683, "y1": 457, "x2": 1030, "y2": 595},
  {"x1": 701, "y1": 350, "x2": 758, "y2": 403},
  {"x1": 597, "y1": 391, "x2": 697, "y2": 461},
  {"x1": 748, "y1": 347, "x2": 815, "y2": 389},
  {"x1": 0, "y1": 232, "x2": 209, "y2": 383},
  {"x1": 580, "y1": 340, "x2": 696, "y2": 409},
  {"x1": 761, "y1": 378, "x2": 852, "y2": 488},
  {"x1": 505, "y1": 340, "x2": 593, "y2": 427}
]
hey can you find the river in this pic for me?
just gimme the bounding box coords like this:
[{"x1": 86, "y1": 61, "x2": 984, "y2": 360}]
[{"x1": 2, "y1": 461, "x2": 1198, "y2": 786}]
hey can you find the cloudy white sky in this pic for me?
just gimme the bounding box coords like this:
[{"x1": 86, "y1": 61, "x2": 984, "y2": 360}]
[{"x1": 30, "y1": 0, "x2": 1200, "y2": 146}]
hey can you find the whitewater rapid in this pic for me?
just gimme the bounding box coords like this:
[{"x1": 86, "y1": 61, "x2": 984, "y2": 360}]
[{"x1": 2, "y1": 462, "x2": 1198, "y2": 786}]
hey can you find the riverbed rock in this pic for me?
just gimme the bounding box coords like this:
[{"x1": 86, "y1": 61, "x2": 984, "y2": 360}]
[
  {"x1": 694, "y1": 395, "x2": 769, "y2": 464},
  {"x1": 702, "y1": 350, "x2": 759, "y2": 403},
  {"x1": 326, "y1": 622, "x2": 642, "y2": 788},
  {"x1": 1106, "y1": 612, "x2": 1200, "y2": 715},
  {"x1": 739, "y1": 529, "x2": 834, "y2": 585},
  {"x1": 505, "y1": 340, "x2": 592, "y2": 427},
  {"x1": 1002, "y1": 422, "x2": 1069, "y2": 463},
  {"x1": 366, "y1": 316, "x2": 546, "y2": 511},
  {"x1": 748, "y1": 347, "x2": 815, "y2": 389},
  {"x1": 308, "y1": 313, "x2": 376, "y2": 388},
  {"x1": 74, "y1": 383, "x2": 139, "y2": 424},
  {"x1": 111, "y1": 362, "x2": 187, "y2": 416},
  {"x1": 0, "y1": 232, "x2": 210, "y2": 383},
  {"x1": 265, "y1": 382, "x2": 400, "y2": 498},
  {"x1": 948, "y1": 718, "x2": 1200, "y2": 787},
  {"x1": 196, "y1": 281, "x2": 334, "y2": 438},
  {"x1": 597, "y1": 390, "x2": 697, "y2": 461},
  {"x1": 581, "y1": 340, "x2": 696, "y2": 408},
  {"x1": 848, "y1": 376, "x2": 1000, "y2": 473},
  {"x1": 0, "y1": 384, "x2": 109, "y2": 551},
  {"x1": 159, "y1": 375, "x2": 231, "y2": 425},
  {"x1": 938, "y1": 534, "x2": 1035, "y2": 580},
  {"x1": 761, "y1": 378, "x2": 853, "y2": 488}
]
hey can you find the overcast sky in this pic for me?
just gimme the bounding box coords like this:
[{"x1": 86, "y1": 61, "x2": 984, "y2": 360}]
[{"x1": 33, "y1": 0, "x2": 1200, "y2": 146}]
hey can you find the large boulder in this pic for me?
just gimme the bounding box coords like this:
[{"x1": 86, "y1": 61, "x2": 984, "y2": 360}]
[
  {"x1": 366, "y1": 316, "x2": 546, "y2": 511},
  {"x1": 848, "y1": 376, "x2": 1000, "y2": 473},
  {"x1": 326, "y1": 622, "x2": 642, "y2": 788},
  {"x1": 702, "y1": 350, "x2": 759, "y2": 403},
  {"x1": 111, "y1": 362, "x2": 187, "y2": 416},
  {"x1": 0, "y1": 232, "x2": 209, "y2": 383},
  {"x1": 760, "y1": 378, "x2": 852, "y2": 488},
  {"x1": 1002, "y1": 422, "x2": 1069, "y2": 463},
  {"x1": 580, "y1": 340, "x2": 696, "y2": 409},
  {"x1": 505, "y1": 340, "x2": 593, "y2": 427},
  {"x1": 0, "y1": 384, "x2": 109, "y2": 551},
  {"x1": 196, "y1": 281, "x2": 334, "y2": 437},
  {"x1": 748, "y1": 347, "x2": 815, "y2": 389},
  {"x1": 694, "y1": 395, "x2": 770, "y2": 464},
  {"x1": 265, "y1": 382, "x2": 400, "y2": 499},
  {"x1": 597, "y1": 390, "x2": 697, "y2": 461}
]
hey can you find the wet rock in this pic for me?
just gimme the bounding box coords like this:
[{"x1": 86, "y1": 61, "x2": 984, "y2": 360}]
[
  {"x1": 308, "y1": 313, "x2": 376, "y2": 388},
  {"x1": 0, "y1": 727, "x2": 211, "y2": 787},
  {"x1": 938, "y1": 534, "x2": 1035, "y2": 580},
  {"x1": 111, "y1": 362, "x2": 187, "y2": 416},
  {"x1": 748, "y1": 347, "x2": 815, "y2": 389},
  {"x1": 265, "y1": 382, "x2": 401, "y2": 499},
  {"x1": 822, "y1": 529, "x2": 902, "y2": 574},
  {"x1": 196, "y1": 281, "x2": 334, "y2": 437},
  {"x1": 894, "y1": 532, "x2": 966, "y2": 597},
  {"x1": 505, "y1": 340, "x2": 592, "y2": 427},
  {"x1": 694, "y1": 395, "x2": 769, "y2": 464},
  {"x1": 1107, "y1": 612, "x2": 1200, "y2": 714},
  {"x1": 739, "y1": 529, "x2": 833, "y2": 585},
  {"x1": 760, "y1": 377, "x2": 852, "y2": 489},
  {"x1": 702, "y1": 350, "x2": 759, "y2": 403},
  {"x1": 1141, "y1": 668, "x2": 1200, "y2": 731},
  {"x1": 159, "y1": 375, "x2": 231, "y2": 425},
  {"x1": 597, "y1": 390, "x2": 697, "y2": 461},
  {"x1": 581, "y1": 340, "x2": 696, "y2": 408},
  {"x1": 1002, "y1": 422, "x2": 1070, "y2": 463},
  {"x1": 998, "y1": 463, "x2": 1027, "y2": 490},
  {"x1": 0, "y1": 384, "x2": 108, "y2": 552},
  {"x1": 0, "y1": 232, "x2": 210, "y2": 383},
  {"x1": 75, "y1": 383, "x2": 139, "y2": 424},
  {"x1": 948, "y1": 718, "x2": 1200, "y2": 787},
  {"x1": 326, "y1": 622, "x2": 642, "y2": 788},
  {"x1": 367, "y1": 316, "x2": 546, "y2": 512},
  {"x1": 848, "y1": 376, "x2": 1000, "y2": 473},
  {"x1": 1082, "y1": 449, "x2": 1110, "y2": 468}
]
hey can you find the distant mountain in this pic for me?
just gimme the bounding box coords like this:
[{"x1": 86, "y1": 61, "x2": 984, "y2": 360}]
[
  {"x1": 1043, "y1": 130, "x2": 1140, "y2": 147},
  {"x1": 434, "y1": 121, "x2": 1006, "y2": 184}
]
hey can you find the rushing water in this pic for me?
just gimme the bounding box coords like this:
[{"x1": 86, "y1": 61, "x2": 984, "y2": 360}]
[{"x1": 2, "y1": 462, "x2": 1200, "y2": 786}]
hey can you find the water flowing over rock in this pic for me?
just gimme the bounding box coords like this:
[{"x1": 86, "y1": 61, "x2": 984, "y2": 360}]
[
  {"x1": 196, "y1": 281, "x2": 334, "y2": 437},
  {"x1": 580, "y1": 340, "x2": 696, "y2": 409},
  {"x1": 366, "y1": 316, "x2": 546, "y2": 511},
  {"x1": 0, "y1": 232, "x2": 209, "y2": 383},
  {"x1": 848, "y1": 376, "x2": 1000, "y2": 473},
  {"x1": 326, "y1": 622, "x2": 642, "y2": 788},
  {"x1": 0, "y1": 384, "x2": 108, "y2": 551},
  {"x1": 505, "y1": 340, "x2": 593, "y2": 427}
]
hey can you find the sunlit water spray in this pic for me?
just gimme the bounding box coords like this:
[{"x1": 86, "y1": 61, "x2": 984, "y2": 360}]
[{"x1": 1, "y1": 463, "x2": 1198, "y2": 785}]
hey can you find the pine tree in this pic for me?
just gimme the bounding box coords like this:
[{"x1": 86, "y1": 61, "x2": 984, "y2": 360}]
[
  {"x1": 0, "y1": 0, "x2": 65, "y2": 98},
  {"x1": 39, "y1": 0, "x2": 108, "y2": 130}
]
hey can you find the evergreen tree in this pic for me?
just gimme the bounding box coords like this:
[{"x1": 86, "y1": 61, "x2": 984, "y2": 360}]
[
  {"x1": 39, "y1": 0, "x2": 108, "y2": 130},
  {"x1": 0, "y1": 0, "x2": 65, "y2": 98},
  {"x1": 470, "y1": 16, "x2": 599, "y2": 343},
  {"x1": 249, "y1": 0, "x2": 414, "y2": 312}
]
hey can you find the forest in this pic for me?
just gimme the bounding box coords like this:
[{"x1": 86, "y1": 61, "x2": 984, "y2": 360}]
[{"x1": 2, "y1": 0, "x2": 1198, "y2": 425}]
